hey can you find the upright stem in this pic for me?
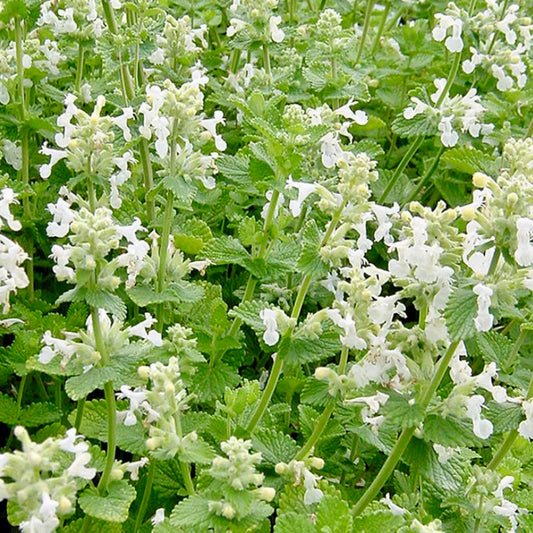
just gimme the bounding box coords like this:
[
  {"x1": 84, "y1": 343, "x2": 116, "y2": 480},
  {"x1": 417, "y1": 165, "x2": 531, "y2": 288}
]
[
  {"x1": 245, "y1": 202, "x2": 346, "y2": 434},
  {"x1": 133, "y1": 460, "x2": 156, "y2": 533},
  {"x1": 139, "y1": 139, "x2": 155, "y2": 223},
  {"x1": 352, "y1": 340, "x2": 460, "y2": 516},
  {"x1": 156, "y1": 190, "x2": 175, "y2": 328},
  {"x1": 90, "y1": 307, "x2": 116, "y2": 494},
  {"x1": 75, "y1": 43, "x2": 85, "y2": 92},
  {"x1": 505, "y1": 328, "x2": 527, "y2": 371},
  {"x1": 355, "y1": 0, "x2": 376, "y2": 64},
  {"x1": 295, "y1": 346, "x2": 349, "y2": 460},
  {"x1": 371, "y1": 1, "x2": 390, "y2": 55},
  {"x1": 14, "y1": 16, "x2": 25, "y2": 118},
  {"x1": 405, "y1": 145, "x2": 445, "y2": 205},
  {"x1": 262, "y1": 44, "x2": 271, "y2": 78},
  {"x1": 227, "y1": 190, "x2": 281, "y2": 339}
]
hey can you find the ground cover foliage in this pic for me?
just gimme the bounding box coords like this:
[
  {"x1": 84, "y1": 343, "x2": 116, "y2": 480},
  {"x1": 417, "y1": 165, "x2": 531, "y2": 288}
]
[{"x1": 0, "y1": 0, "x2": 532, "y2": 530}]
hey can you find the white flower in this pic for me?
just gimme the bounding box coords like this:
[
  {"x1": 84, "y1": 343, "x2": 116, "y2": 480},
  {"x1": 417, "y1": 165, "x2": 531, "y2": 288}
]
[
  {"x1": 201, "y1": 110, "x2": 226, "y2": 151},
  {"x1": 40, "y1": 142, "x2": 68, "y2": 180},
  {"x1": 0, "y1": 188, "x2": 21, "y2": 231},
  {"x1": 432, "y1": 13, "x2": 463, "y2": 52},
  {"x1": 473, "y1": 283, "x2": 494, "y2": 332},
  {"x1": 2, "y1": 140, "x2": 22, "y2": 171},
  {"x1": 319, "y1": 132, "x2": 345, "y2": 169},
  {"x1": 514, "y1": 217, "x2": 533, "y2": 266},
  {"x1": 433, "y1": 444, "x2": 457, "y2": 464},
  {"x1": 47, "y1": 197, "x2": 75, "y2": 238},
  {"x1": 327, "y1": 308, "x2": 367, "y2": 349},
  {"x1": 334, "y1": 98, "x2": 368, "y2": 125},
  {"x1": 116, "y1": 385, "x2": 149, "y2": 426},
  {"x1": 465, "y1": 394, "x2": 493, "y2": 439},
  {"x1": 151, "y1": 508, "x2": 165, "y2": 525},
  {"x1": 260, "y1": 308, "x2": 279, "y2": 346},
  {"x1": 303, "y1": 469, "x2": 323, "y2": 505},
  {"x1": 227, "y1": 18, "x2": 247, "y2": 37},
  {"x1": 476, "y1": 363, "x2": 508, "y2": 403},
  {"x1": 128, "y1": 313, "x2": 163, "y2": 346},
  {"x1": 113, "y1": 107, "x2": 134, "y2": 142},
  {"x1": 518, "y1": 399, "x2": 533, "y2": 439},
  {"x1": 381, "y1": 493, "x2": 406, "y2": 515},
  {"x1": 269, "y1": 16, "x2": 285, "y2": 43},
  {"x1": 261, "y1": 190, "x2": 284, "y2": 220},
  {"x1": 126, "y1": 457, "x2": 149, "y2": 480},
  {"x1": 285, "y1": 176, "x2": 318, "y2": 217},
  {"x1": 67, "y1": 451, "x2": 96, "y2": 480}
]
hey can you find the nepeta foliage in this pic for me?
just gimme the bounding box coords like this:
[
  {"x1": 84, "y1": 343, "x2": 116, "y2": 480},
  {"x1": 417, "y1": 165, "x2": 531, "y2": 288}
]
[{"x1": 0, "y1": 0, "x2": 532, "y2": 531}]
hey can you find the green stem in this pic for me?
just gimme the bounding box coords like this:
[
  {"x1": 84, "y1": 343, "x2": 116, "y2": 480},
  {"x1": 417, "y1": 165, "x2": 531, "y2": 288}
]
[
  {"x1": 262, "y1": 44, "x2": 271, "y2": 78},
  {"x1": 379, "y1": 136, "x2": 424, "y2": 203},
  {"x1": 133, "y1": 460, "x2": 156, "y2": 532},
  {"x1": 504, "y1": 328, "x2": 527, "y2": 371},
  {"x1": 139, "y1": 139, "x2": 155, "y2": 224},
  {"x1": 75, "y1": 397, "x2": 86, "y2": 432},
  {"x1": 525, "y1": 117, "x2": 533, "y2": 139},
  {"x1": 435, "y1": 51, "x2": 462, "y2": 108},
  {"x1": 180, "y1": 460, "x2": 195, "y2": 495},
  {"x1": 156, "y1": 190, "x2": 175, "y2": 329},
  {"x1": 371, "y1": 1, "x2": 390, "y2": 55},
  {"x1": 355, "y1": 0, "x2": 376, "y2": 64},
  {"x1": 245, "y1": 202, "x2": 346, "y2": 434},
  {"x1": 352, "y1": 340, "x2": 460, "y2": 516},
  {"x1": 488, "y1": 247, "x2": 501, "y2": 276},
  {"x1": 91, "y1": 307, "x2": 116, "y2": 494},
  {"x1": 5, "y1": 374, "x2": 28, "y2": 449},
  {"x1": 14, "y1": 16, "x2": 25, "y2": 118},
  {"x1": 404, "y1": 145, "x2": 445, "y2": 205},
  {"x1": 75, "y1": 43, "x2": 85, "y2": 92},
  {"x1": 229, "y1": 49, "x2": 241, "y2": 73},
  {"x1": 227, "y1": 190, "x2": 281, "y2": 338},
  {"x1": 486, "y1": 0, "x2": 510, "y2": 55},
  {"x1": 295, "y1": 346, "x2": 349, "y2": 460}
]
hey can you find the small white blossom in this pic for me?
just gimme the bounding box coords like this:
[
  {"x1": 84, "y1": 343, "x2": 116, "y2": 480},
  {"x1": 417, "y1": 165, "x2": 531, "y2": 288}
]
[
  {"x1": 465, "y1": 394, "x2": 493, "y2": 439},
  {"x1": 514, "y1": 217, "x2": 533, "y2": 266},
  {"x1": 473, "y1": 283, "x2": 494, "y2": 332},
  {"x1": 260, "y1": 308, "x2": 280, "y2": 346},
  {"x1": 269, "y1": 16, "x2": 285, "y2": 43},
  {"x1": 285, "y1": 176, "x2": 318, "y2": 217}
]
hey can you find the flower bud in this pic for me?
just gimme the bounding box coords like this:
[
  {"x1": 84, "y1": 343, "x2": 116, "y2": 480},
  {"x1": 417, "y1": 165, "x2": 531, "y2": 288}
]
[
  {"x1": 461, "y1": 206, "x2": 476, "y2": 221},
  {"x1": 256, "y1": 487, "x2": 276, "y2": 502},
  {"x1": 275, "y1": 462, "x2": 287, "y2": 475},
  {"x1": 472, "y1": 172, "x2": 489, "y2": 188},
  {"x1": 58, "y1": 496, "x2": 72, "y2": 514},
  {"x1": 222, "y1": 503, "x2": 236, "y2": 519},
  {"x1": 138, "y1": 366, "x2": 150, "y2": 379},
  {"x1": 309, "y1": 457, "x2": 324, "y2": 470},
  {"x1": 111, "y1": 467, "x2": 124, "y2": 480},
  {"x1": 314, "y1": 367, "x2": 332, "y2": 381}
]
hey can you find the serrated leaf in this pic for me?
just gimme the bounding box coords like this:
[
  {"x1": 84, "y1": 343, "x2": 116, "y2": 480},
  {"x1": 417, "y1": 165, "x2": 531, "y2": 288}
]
[
  {"x1": 286, "y1": 330, "x2": 342, "y2": 366},
  {"x1": 381, "y1": 393, "x2": 424, "y2": 429},
  {"x1": 126, "y1": 285, "x2": 174, "y2": 306},
  {"x1": 316, "y1": 494, "x2": 352, "y2": 533},
  {"x1": 62, "y1": 518, "x2": 123, "y2": 533},
  {"x1": 352, "y1": 511, "x2": 405, "y2": 531},
  {"x1": 180, "y1": 437, "x2": 216, "y2": 464},
  {"x1": 442, "y1": 146, "x2": 499, "y2": 175},
  {"x1": 422, "y1": 415, "x2": 486, "y2": 447},
  {"x1": 228, "y1": 300, "x2": 265, "y2": 332},
  {"x1": 85, "y1": 290, "x2": 126, "y2": 321},
  {"x1": 204, "y1": 235, "x2": 251, "y2": 265},
  {"x1": 191, "y1": 361, "x2": 240, "y2": 403},
  {"x1": 161, "y1": 175, "x2": 196, "y2": 205},
  {"x1": 265, "y1": 240, "x2": 300, "y2": 276},
  {"x1": 170, "y1": 495, "x2": 213, "y2": 529},
  {"x1": 79, "y1": 480, "x2": 136, "y2": 523},
  {"x1": 297, "y1": 220, "x2": 328, "y2": 278},
  {"x1": 485, "y1": 401, "x2": 524, "y2": 433},
  {"x1": 69, "y1": 399, "x2": 147, "y2": 454},
  {"x1": 465, "y1": 331, "x2": 514, "y2": 368},
  {"x1": 169, "y1": 281, "x2": 205, "y2": 303},
  {"x1": 298, "y1": 404, "x2": 344, "y2": 443},
  {"x1": 251, "y1": 428, "x2": 298, "y2": 467},
  {"x1": 392, "y1": 114, "x2": 437, "y2": 138},
  {"x1": 0, "y1": 393, "x2": 17, "y2": 425},
  {"x1": 301, "y1": 378, "x2": 332, "y2": 407},
  {"x1": 274, "y1": 511, "x2": 317, "y2": 533},
  {"x1": 18, "y1": 402, "x2": 61, "y2": 427},
  {"x1": 445, "y1": 285, "x2": 478, "y2": 341}
]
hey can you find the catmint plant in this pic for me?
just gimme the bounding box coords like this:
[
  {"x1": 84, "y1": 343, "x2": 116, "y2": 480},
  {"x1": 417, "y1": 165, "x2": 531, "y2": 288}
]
[{"x1": 0, "y1": 0, "x2": 532, "y2": 531}]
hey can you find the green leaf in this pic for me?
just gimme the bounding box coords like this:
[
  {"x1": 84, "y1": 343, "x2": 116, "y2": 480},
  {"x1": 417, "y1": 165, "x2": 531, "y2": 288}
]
[
  {"x1": 217, "y1": 153, "x2": 252, "y2": 186},
  {"x1": 18, "y1": 402, "x2": 61, "y2": 427},
  {"x1": 85, "y1": 290, "x2": 126, "y2": 321},
  {"x1": 180, "y1": 437, "x2": 216, "y2": 464},
  {"x1": 170, "y1": 495, "x2": 212, "y2": 529},
  {"x1": 485, "y1": 401, "x2": 524, "y2": 433},
  {"x1": 381, "y1": 393, "x2": 425, "y2": 430},
  {"x1": 274, "y1": 511, "x2": 317, "y2": 533},
  {"x1": 204, "y1": 235, "x2": 251, "y2": 265},
  {"x1": 174, "y1": 217, "x2": 213, "y2": 254},
  {"x1": 301, "y1": 377, "x2": 332, "y2": 408},
  {"x1": 442, "y1": 146, "x2": 500, "y2": 175},
  {"x1": 0, "y1": 393, "x2": 17, "y2": 425},
  {"x1": 266, "y1": 240, "x2": 300, "y2": 275},
  {"x1": 445, "y1": 285, "x2": 478, "y2": 341},
  {"x1": 286, "y1": 330, "x2": 342, "y2": 366},
  {"x1": 391, "y1": 113, "x2": 437, "y2": 138},
  {"x1": 79, "y1": 480, "x2": 136, "y2": 523},
  {"x1": 297, "y1": 220, "x2": 328, "y2": 278},
  {"x1": 422, "y1": 415, "x2": 486, "y2": 447},
  {"x1": 352, "y1": 511, "x2": 405, "y2": 532},
  {"x1": 316, "y1": 494, "x2": 352, "y2": 533},
  {"x1": 465, "y1": 331, "x2": 514, "y2": 368},
  {"x1": 228, "y1": 300, "x2": 265, "y2": 332},
  {"x1": 191, "y1": 361, "x2": 240, "y2": 403},
  {"x1": 62, "y1": 519, "x2": 123, "y2": 533},
  {"x1": 126, "y1": 285, "x2": 175, "y2": 306},
  {"x1": 251, "y1": 428, "x2": 298, "y2": 467},
  {"x1": 69, "y1": 399, "x2": 147, "y2": 455},
  {"x1": 298, "y1": 405, "x2": 344, "y2": 443}
]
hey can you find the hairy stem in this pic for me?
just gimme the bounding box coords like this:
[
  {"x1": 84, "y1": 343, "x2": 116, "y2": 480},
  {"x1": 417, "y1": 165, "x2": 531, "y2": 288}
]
[
  {"x1": 355, "y1": 0, "x2": 376, "y2": 64},
  {"x1": 371, "y1": 1, "x2": 390, "y2": 55},
  {"x1": 133, "y1": 459, "x2": 156, "y2": 532}
]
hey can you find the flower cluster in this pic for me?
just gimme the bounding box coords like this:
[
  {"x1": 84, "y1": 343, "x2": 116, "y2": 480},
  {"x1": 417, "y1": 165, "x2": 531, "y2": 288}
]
[
  {"x1": 227, "y1": 0, "x2": 285, "y2": 45},
  {"x1": 275, "y1": 456, "x2": 324, "y2": 506},
  {"x1": 0, "y1": 427, "x2": 95, "y2": 533}
]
